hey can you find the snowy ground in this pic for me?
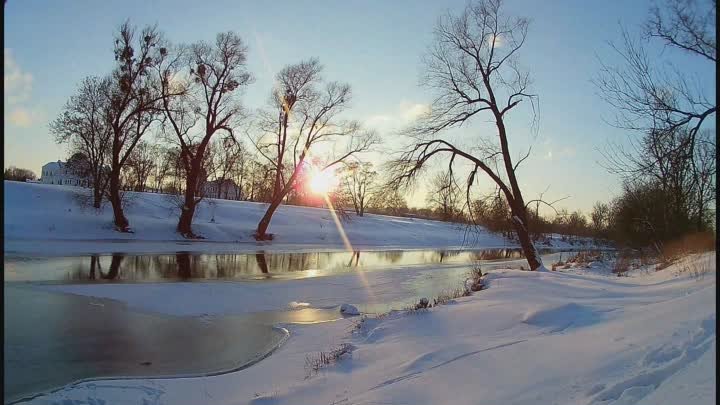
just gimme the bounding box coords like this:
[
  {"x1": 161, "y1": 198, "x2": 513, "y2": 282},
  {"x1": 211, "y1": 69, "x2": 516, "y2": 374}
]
[
  {"x1": 16, "y1": 252, "x2": 716, "y2": 405},
  {"x1": 4, "y1": 181, "x2": 595, "y2": 256}
]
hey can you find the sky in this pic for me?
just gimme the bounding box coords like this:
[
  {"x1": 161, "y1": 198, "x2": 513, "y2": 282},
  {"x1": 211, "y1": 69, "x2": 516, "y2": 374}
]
[{"x1": 3, "y1": 0, "x2": 715, "y2": 214}]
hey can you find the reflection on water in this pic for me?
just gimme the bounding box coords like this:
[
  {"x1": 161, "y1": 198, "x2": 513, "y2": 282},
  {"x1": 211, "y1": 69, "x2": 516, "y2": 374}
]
[{"x1": 4, "y1": 248, "x2": 556, "y2": 283}]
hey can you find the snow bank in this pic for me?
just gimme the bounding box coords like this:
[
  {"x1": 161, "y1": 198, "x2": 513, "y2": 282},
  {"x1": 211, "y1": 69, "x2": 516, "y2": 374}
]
[
  {"x1": 4, "y1": 181, "x2": 592, "y2": 255},
  {"x1": 20, "y1": 252, "x2": 716, "y2": 405}
]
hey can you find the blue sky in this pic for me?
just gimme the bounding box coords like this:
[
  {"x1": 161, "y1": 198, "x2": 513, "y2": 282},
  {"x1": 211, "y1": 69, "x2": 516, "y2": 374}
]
[{"x1": 4, "y1": 0, "x2": 714, "y2": 213}]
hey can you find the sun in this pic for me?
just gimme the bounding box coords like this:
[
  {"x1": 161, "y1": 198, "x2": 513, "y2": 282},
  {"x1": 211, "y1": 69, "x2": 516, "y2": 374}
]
[{"x1": 308, "y1": 168, "x2": 338, "y2": 194}]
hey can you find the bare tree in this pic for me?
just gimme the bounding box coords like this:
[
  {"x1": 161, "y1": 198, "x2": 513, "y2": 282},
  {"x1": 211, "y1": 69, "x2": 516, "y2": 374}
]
[
  {"x1": 250, "y1": 58, "x2": 378, "y2": 240},
  {"x1": 595, "y1": 0, "x2": 716, "y2": 234},
  {"x1": 208, "y1": 136, "x2": 248, "y2": 199},
  {"x1": 340, "y1": 161, "x2": 377, "y2": 216},
  {"x1": 124, "y1": 140, "x2": 157, "y2": 192},
  {"x1": 245, "y1": 160, "x2": 275, "y2": 202},
  {"x1": 51, "y1": 76, "x2": 112, "y2": 208},
  {"x1": 151, "y1": 145, "x2": 174, "y2": 193},
  {"x1": 104, "y1": 21, "x2": 168, "y2": 231},
  {"x1": 427, "y1": 171, "x2": 460, "y2": 221},
  {"x1": 595, "y1": 0, "x2": 715, "y2": 140},
  {"x1": 369, "y1": 187, "x2": 409, "y2": 217},
  {"x1": 591, "y1": 202, "x2": 610, "y2": 235},
  {"x1": 156, "y1": 32, "x2": 251, "y2": 237},
  {"x1": 389, "y1": 0, "x2": 546, "y2": 270}
]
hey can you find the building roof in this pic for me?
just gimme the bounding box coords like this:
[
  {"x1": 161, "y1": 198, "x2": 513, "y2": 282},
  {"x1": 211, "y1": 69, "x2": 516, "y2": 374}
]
[{"x1": 42, "y1": 161, "x2": 65, "y2": 170}]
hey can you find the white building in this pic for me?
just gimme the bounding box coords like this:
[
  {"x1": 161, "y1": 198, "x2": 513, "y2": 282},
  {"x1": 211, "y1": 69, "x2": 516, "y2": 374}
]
[
  {"x1": 40, "y1": 161, "x2": 88, "y2": 187},
  {"x1": 203, "y1": 179, "x2": 242, "y2": 200}
]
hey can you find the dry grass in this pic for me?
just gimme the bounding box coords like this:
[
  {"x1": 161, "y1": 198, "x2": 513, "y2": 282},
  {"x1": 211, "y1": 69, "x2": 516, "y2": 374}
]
[
  {"x1": 566, "y1": 250, "x2": 603, "y2": 265},
  {"x1": 662, "y1": 232, "x2": 716, "y2": 261},
  {"x1": 305, "y1": 343, "x2": 354, "y2": 378},
  {"x1": 434, "y1": 286, "x2": 472, "y2": 305},
  {"x1": 613, "y1": 249, "x2": 633, "y2": 275},
  {"x1": 675, "y1": 254, "x2": 714, "y2": 281},
  {"x1": 647, "y1": 232, "x2": 717, "y2": 271},
  {"x1": 552, "y1": 250, "x2": 605, "y2": 271}
]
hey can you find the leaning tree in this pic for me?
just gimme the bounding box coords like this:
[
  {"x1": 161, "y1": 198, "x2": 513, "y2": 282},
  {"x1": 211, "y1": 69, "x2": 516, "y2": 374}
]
[
  {"x1": 250, "y1": 58, "x2": 378, "y2": 240},
  {"x1": 390, "y1": 0, "x2": 547, "y2": 270}
]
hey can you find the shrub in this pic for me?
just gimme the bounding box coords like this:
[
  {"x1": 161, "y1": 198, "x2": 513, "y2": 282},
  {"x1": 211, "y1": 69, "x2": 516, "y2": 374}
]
[
  {"x1": 465, "y1": 262, "x2": 484, "y2": 291},
  {"x1": 613, "y1": 250, "x2": 633, "y2": 275}
]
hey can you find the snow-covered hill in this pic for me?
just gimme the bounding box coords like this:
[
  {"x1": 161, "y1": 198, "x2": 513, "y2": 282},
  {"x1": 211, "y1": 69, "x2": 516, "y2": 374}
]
[{"x1": 4, "y1": 181, "x2": 589, "y2": 255}]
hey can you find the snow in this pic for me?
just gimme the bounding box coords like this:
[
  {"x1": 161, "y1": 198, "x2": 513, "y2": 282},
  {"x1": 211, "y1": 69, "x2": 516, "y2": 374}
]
[
  {"x1": 35, "y1": 261, "x2": 477, "y2": 316},
  {"x1": 4, "y1": 181, "x2": 595, "y2": 256},
  {"x1": 17, "y1": 252, "x2": 716, "y2": 405}
]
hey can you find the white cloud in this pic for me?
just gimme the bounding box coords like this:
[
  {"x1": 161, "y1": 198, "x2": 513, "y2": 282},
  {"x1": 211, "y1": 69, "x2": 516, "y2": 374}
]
[
  {"x1": 399, "y1": 101, "x2": 431, "y2": 122},
  {"x1": 7, "y1": 108, "x2": 32, "y2": 127},
  {"x1": 365, "y1": 100, "x2": 431, "y2": 134},
  {"x1": 4, "y1": 48, "x2": 33, "y2": 105}
]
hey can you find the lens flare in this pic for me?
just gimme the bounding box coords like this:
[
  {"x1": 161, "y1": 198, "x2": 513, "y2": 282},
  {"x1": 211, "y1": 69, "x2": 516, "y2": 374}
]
[{"x1": 309, "y1": 168, "x2": 338, "y2": 194}]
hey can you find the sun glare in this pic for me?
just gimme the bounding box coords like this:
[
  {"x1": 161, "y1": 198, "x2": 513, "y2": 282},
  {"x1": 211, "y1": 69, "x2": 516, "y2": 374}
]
[{"x1": 309, "y1": 168, "x2": 338, "y2": 194}]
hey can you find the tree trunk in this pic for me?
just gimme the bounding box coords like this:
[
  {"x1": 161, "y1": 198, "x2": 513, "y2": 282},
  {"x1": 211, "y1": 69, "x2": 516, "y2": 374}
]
[
  {"x1": 255, "y1": 198, "x2": 283, "y2": 240},
  {"x1": 108, "y1": 170, "x2": 129, "y2": 231},
  {"x1": 92, "y1": 186, "x2": 102, "y2": 209},
  {"x1": 509, "y1": 205, "x2": 543, "y2": 271},
  {"x1": 177, "y1": 174, "x2": 198, "y2": 237},
  {"x1": 178, "y1": 153, "x2": 205, "y2": 237}
]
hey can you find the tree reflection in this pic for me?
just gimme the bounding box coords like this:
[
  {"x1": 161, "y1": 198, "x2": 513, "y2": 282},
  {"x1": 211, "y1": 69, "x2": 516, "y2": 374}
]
[
  {"x1": 176, "y1": 253, "x2": 191, "y2": 279},
  {"x1": 102, "y1": 255, "x2": 124, "y2": 280},
  {"x1": 255, "y1": 252, "x2": 269, "y2": 274},
  {"x1": 382, "y1": 251, "x2": 404, "y2": 263},
  {"x1": 89, "y1": 255, "x2": 101, "y2": 279},
  {"x1": 348, "y1": 251, "x2": 361, "y2": 267}
]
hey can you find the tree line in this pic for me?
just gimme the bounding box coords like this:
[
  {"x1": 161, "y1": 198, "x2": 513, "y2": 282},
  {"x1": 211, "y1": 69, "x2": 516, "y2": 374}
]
[
  {"x1": 51, "y1": 22, "x2": 377, "y2": 239},
  {"x1": 41, "y1": 0, "x2": 716, "y2": 271}
]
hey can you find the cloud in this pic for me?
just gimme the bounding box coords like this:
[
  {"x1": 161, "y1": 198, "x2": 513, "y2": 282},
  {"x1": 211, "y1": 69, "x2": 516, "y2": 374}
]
[
  {"x1": 543, "y1": 145, "x2": 575, "y2": 161},
  {"x1": 399, "y1": 101, "x2": 431, "y2": 122},
  {"x1": 7, "y1": 108, "x2": 33, "y2": 127},
  {"x1": 4, "y1": 49, "x2": 33, "y2": 105},
  {"x1": 366, "y1": 100, "x2": 431, "y2": 134}
]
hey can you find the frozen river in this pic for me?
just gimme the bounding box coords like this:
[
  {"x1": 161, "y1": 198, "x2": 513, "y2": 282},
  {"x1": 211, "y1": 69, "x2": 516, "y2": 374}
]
[{"x1": 4, "y1": 248, "x2": 597, "y2": 403}]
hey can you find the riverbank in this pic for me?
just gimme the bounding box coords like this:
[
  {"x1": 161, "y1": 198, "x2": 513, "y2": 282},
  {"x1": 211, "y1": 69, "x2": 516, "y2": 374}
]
[
  {"x1": 16, "y1": 252, "x2": 716, "y2": 405},
  {"x1": 4, "y1": 181, "x2": 596, "y2": 256}
]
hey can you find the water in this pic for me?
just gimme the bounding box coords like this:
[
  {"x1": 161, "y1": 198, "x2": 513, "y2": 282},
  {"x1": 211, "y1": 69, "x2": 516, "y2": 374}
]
[
  {"x1": 3, "y1": 285, "x2": 289, "y2": 404},
  {"x1": 3, "y1": 248, "x2": 593, "y2": 402},
  {"x1": 4, "y1": 248, "x2": 557, "y2": 283}
]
